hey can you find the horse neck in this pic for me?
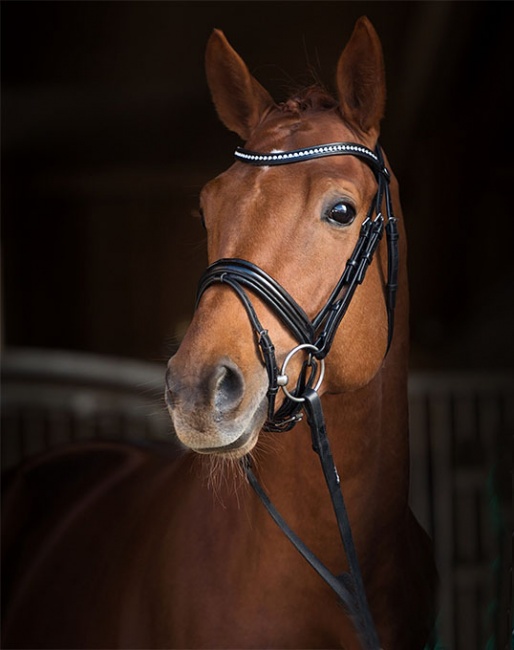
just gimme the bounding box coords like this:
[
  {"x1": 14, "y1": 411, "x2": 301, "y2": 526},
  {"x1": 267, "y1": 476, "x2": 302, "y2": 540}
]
[{"x1": 253, "y1": 365, "x2": 409, "y2": 523}]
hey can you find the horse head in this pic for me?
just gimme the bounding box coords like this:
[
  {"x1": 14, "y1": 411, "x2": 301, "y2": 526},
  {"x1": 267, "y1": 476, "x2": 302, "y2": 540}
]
[{"x1": 166, "y1": 17, "x2": 404, "y2": 458}]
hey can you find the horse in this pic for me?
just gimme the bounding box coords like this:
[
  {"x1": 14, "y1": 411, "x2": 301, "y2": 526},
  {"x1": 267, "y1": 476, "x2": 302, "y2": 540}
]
[{"x1": 2, "y1": 17, "x2": 437, "y2": 649}]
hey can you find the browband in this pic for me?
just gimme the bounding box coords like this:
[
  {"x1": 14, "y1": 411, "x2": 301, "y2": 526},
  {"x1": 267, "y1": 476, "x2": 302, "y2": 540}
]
[{"x1": 235, "y1": 141, "x2": 389, "y2": 179}]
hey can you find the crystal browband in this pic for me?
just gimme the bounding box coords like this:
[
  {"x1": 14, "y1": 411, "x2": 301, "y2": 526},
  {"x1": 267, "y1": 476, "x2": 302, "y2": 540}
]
[{"x1": 234, "y1": 142, "x2": 389, "y2": 178}]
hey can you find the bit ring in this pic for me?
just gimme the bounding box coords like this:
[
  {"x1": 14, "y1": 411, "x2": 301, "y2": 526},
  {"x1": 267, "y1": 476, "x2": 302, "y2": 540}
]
[{"x1": 276, "y1": 344, "x2": 325, "y2": 403}]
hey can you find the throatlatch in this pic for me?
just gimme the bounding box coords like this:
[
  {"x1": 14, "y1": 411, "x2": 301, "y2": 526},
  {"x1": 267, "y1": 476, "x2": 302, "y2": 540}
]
[{"x1": 196, "y1": 141, "x2": 397, "y2": 650}]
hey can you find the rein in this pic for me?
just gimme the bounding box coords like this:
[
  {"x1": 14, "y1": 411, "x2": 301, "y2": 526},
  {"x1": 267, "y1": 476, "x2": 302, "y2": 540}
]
[{"x1": 196, "y1": 141, "x2": 397, "y2": 650}]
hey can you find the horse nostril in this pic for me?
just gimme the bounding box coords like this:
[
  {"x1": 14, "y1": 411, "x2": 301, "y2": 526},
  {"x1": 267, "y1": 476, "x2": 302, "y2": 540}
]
[{"x1": 210, "y1": 359, "x2": 245, "y2": 413}]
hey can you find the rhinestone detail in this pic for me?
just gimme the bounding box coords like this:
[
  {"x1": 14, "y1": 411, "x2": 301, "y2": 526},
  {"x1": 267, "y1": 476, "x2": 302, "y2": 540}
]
[{"x1": 234, "y1": 142, "x2": 383, "y2": 171}]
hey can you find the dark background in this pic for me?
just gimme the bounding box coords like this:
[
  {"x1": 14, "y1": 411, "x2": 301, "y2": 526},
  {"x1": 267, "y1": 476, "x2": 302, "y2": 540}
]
[{"x1": 2, "y1": 0, "x2": 513, "y2": 368}]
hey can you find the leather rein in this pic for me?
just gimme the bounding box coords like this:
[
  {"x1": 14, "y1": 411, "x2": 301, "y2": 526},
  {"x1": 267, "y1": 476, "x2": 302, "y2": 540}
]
[{"x1": 196, "y1": 141, "x2": 398, "y2": 650}]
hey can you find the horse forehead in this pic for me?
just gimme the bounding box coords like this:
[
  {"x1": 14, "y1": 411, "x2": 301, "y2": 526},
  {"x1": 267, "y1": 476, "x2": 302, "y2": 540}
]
[
  {"x1": 248, "y1": 108, "x2": 360, "y2": 150},
  {"x1": 226, "y1": 153, "x2": 370, "y2": 200}
]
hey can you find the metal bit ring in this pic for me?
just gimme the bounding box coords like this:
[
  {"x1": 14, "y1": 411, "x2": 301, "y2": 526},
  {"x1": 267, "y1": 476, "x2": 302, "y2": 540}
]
[{"x1": 276, "y1": 344, "x2": 325, "y2": 403}]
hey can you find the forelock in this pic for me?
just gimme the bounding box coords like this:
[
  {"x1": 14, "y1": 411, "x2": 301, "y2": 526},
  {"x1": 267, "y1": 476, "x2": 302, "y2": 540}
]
[{"x1": 278, "y1": 85, "x2": 338, "y2": 115}]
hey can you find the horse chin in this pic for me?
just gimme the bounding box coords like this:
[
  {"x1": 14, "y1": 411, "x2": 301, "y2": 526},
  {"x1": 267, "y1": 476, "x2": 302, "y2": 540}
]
[{"x1": 192, "y1": 427, "x2": 260, "y2": 459}]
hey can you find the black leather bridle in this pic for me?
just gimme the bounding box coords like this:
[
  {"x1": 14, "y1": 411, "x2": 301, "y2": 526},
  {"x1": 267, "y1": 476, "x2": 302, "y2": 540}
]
[{"x1": 195, "y1": 141, "x2": 398, "y2": 650}]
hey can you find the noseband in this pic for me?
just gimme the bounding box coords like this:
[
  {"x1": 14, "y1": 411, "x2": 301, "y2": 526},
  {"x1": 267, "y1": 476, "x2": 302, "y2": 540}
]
[{"x1": 195, "y1": 141, "x2": 398, "y2": 650}]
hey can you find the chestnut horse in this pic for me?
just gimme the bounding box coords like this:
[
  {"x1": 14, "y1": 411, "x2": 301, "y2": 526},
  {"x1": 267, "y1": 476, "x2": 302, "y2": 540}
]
[{"x1": 2, "y1": 18, "x2": 436, "y2": 649}]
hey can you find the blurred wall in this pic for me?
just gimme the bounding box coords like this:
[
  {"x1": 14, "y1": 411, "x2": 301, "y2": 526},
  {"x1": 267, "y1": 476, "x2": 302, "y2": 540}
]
[{"x1": 2, "y1": 1, "x2": 513, "y2": 368}]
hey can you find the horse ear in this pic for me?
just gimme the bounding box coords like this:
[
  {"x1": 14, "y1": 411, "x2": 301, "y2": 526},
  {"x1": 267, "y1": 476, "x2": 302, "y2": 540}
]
[
  {"x1": 205, "y1": 30, "x2": 275, "y2": 140},
  {"x1": 336, "y1": 17, "x2": 386, "y2": 134}
]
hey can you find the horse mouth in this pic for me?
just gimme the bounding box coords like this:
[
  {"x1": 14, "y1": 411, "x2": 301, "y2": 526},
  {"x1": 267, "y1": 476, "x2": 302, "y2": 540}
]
[
  {"x1": 191, "y1": 426, "x2": 259, "y2": 458},
  {"x1": 169, "y1": 391, "x2": 268, "y2": 459}
]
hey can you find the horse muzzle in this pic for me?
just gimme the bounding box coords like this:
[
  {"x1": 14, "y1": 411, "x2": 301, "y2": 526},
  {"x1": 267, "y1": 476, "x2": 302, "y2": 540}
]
[{"x1": 165, "y1": 355, "x2": 268, "y2": 456}]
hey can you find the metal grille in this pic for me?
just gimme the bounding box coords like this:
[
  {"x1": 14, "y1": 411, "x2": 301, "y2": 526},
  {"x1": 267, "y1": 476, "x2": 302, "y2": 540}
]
[
  {"x1": 1, "y1": 348, "x2": 171, "y2": 470},
  {"x1": 2, "y1": 349, "x2": 512, "y2": 648},
  {"x1": 409, "y1": 373, "x2": 512, "y2": 650}
]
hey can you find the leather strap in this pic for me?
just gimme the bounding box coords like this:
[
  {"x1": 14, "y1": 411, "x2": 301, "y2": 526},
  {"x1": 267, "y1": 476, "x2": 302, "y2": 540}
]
[
  {"x1": 243, "y1": 388, "x2": 381, "y2": 649},
  {"x1": 303, "y1": 389, "x2": 380, "y2": 648}
]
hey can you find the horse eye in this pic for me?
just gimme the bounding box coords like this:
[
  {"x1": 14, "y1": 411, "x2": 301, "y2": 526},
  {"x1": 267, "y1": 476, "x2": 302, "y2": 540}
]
[{"x1": 326, "y1": 201, "x2": 356, "y2": 227}]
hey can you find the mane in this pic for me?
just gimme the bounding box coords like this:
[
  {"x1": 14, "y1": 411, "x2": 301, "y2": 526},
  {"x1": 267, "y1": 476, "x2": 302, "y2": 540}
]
[{"x1": 278, "y1": 85, "x2": 338, "y2": 114}]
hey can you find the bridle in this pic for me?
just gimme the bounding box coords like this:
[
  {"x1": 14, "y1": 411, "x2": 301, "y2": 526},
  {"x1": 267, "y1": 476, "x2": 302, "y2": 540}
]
[
  {"x1": 198, "y1": 142, "x2": 398, "y2": 431},
  {"x1": 195, "y1": 141, "x2": 398, "y2": 650}
]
